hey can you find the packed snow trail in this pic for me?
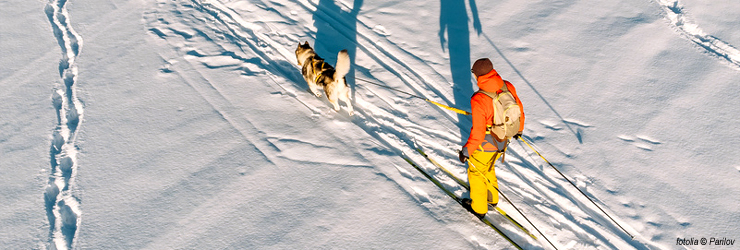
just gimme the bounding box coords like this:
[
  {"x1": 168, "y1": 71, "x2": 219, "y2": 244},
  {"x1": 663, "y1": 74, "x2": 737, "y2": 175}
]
[
  {"x1": 653, "y1": 0, "x2": 740, "y2": 69},
  {"x1": 143, "y1": 0, "x2": 668, "y2": 248},
  {"x1": 44, "y1": 0, "x2": 84, "y2": 249}
]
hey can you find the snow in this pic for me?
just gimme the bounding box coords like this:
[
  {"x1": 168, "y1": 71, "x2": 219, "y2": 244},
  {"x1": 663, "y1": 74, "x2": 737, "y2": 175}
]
[{"x1": 1, "y1": 0, "x2": 739, "y2": 249}]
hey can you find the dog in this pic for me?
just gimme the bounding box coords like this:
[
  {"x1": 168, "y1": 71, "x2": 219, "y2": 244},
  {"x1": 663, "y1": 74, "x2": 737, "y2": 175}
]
[{"x1": 295, "y1": 41, "x2": 354, "y2": 115}]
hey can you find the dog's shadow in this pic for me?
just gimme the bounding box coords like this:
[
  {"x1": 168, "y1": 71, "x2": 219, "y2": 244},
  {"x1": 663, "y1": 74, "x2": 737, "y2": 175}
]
[
  {"x1": 273, "y1": 59, "x2": 311, "y2": 92},
  {"x1": 235, "y1": 54, "x2": 314, "y2": 97}
]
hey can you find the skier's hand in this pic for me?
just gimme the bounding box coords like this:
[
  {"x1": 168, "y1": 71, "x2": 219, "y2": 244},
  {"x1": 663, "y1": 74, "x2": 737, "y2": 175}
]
[
  {"x1": 513, "y1": 132, "x2": 523, "y2": 140},
  {"x1": 458, "y1": 149, "x2": 468, "y2": 163}
]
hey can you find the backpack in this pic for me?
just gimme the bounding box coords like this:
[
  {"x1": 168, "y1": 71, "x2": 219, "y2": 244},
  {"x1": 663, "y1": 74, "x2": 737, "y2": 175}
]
[{"x1": 477, "y1": 83, "x2": 521, "y2": 141}]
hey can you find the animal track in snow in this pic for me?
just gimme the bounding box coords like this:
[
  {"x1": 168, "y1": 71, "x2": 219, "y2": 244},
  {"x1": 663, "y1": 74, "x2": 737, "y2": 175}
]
[
  {"x1": 563, "y1": 118, "x2": 593, "y2": 128},
  {"x1": 654, "y1": 0, "x2": 740, "y2": 69},
  {"x1": 618, "y1": 134, "x2": 662, "y2": 151},
  {"x1": 44, "y1": 0, "x2": 84, "y2": 249},
  {"x1": 540, "y1": 120, "x2": 564, "y2": 131},
  {"x1": 540, "y1": 118, "x2": 592, "y2": 131}
]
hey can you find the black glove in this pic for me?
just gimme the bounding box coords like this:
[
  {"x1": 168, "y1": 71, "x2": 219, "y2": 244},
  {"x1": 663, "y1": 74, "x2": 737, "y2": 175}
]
[
  {"x1": 458, "y1": 149, "x2": 469, "y2": 163},
  {"x1": 513, "y1": 132, "x2": 523, "y2": 140}
]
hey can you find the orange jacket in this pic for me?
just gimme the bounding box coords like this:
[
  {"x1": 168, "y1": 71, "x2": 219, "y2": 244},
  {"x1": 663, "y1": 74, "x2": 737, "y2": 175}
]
[{"x1": 463, "y1": 69, "x2": 525, "y2": 156}]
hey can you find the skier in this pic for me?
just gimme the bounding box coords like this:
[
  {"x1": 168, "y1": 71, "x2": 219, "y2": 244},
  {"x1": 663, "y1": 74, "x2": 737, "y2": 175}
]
[{"x1": 459, "y1": 58, "x2": 525, "y2": 218}]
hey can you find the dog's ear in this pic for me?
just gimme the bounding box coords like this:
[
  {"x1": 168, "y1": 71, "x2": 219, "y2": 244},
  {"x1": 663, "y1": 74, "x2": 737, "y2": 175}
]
[{"x1": 304, "y1": 41, "x2": 309, "y2": 46}]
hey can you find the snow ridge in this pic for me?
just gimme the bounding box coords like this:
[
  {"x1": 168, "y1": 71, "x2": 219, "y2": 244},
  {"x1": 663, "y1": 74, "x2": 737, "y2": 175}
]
[
  {"x1": 655, "y1": 0, "x2": 740, "y2": 69},
  {"x1": 44, "y1": 0, "x2": 83, "y2": 249}
]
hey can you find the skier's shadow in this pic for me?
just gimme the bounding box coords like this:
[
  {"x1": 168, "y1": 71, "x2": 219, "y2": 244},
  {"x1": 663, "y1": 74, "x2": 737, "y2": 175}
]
[{"x1": 439, "y1": 0, "x2": 481, "y2": 143}]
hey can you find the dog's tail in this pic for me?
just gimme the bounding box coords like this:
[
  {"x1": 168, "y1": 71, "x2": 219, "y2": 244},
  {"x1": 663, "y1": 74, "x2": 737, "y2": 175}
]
[{"x1": 334, "y1": 49, "x2": 350, "y2": 80}]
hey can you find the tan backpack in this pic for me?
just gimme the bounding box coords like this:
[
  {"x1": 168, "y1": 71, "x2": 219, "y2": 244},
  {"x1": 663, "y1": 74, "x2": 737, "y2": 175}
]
[{"x1": 477, "y1": 84, "x2": 521, "y2": 141}]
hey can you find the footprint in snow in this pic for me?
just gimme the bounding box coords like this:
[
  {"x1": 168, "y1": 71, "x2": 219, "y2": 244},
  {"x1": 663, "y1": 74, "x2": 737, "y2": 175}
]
[
  {"x1": 618, "y1": 134, "x2": 662, "y2": 151},
  {"x1": 372, "y1": 25, "x2": 390, "y2": 37}
]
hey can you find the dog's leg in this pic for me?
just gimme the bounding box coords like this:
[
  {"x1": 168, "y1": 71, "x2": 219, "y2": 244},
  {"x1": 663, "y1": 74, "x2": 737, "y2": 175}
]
[
  {"x1": 326, "y1": 87, "x2": 340, "y2": 111},
  {"x1": 308, "y1": 81, "x2": 322, "y2": 97},
  {"x1": 342, "y1": 85, "x2": 354, "y2": 115},
  {"x1": 330, "y1": 100, "x2": 340, "y2": 111},
  {"x1": 301, "y1": 64, "x2": 321, "y2": 97}
]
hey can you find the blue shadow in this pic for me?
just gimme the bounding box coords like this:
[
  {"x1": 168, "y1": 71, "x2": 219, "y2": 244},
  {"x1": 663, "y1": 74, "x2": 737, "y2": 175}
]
[
  {"x1": 439, "y1": 0, "x2": 481, "y2": 143},
  {"x1": 313, "y1": 0, "x2": 363, "y2": 91}
]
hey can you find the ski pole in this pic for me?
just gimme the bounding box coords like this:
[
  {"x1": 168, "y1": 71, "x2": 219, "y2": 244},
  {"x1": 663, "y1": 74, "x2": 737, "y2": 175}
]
[
  {"x1": 467, "y1": 152, "x2": 559, "y2": 250},
  {"x1": 355, "y1": 77, "x2": 472, "y2": 115},
  {"x1": 518, "y1": 137, "x2": 635, "y2": 239}
]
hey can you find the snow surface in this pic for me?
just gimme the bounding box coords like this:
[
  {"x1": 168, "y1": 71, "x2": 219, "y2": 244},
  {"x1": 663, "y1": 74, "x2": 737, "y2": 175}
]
[{"x1": 2, "y1": 0, "x2": 739, "y2": 249}]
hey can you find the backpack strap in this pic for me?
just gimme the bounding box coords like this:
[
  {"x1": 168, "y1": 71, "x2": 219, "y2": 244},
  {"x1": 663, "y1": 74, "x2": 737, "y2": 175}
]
[
  {"x1": 500, "y1": 140, "x2": 509, "y2": 163},
  {"x1": 475, "y1": 84, "x2": 510, "y2": 102}
]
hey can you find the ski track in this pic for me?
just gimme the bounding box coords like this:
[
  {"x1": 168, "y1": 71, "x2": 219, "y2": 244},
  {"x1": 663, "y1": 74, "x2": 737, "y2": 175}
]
[
  {"x1": 144, "y1": 0, "x2": 659, "y2": 248},
  {"x1": 44, "y1": 0, "x2": 83, "y2": 249},
  {"x1": 654, "y1": 0, "x2": 740, "y2": 69}
]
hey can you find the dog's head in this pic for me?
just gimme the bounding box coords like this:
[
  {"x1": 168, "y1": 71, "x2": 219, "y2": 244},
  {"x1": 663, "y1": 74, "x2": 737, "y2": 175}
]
[{"x1": 295, "y1": 41, "x2": 314, "y2": 66}]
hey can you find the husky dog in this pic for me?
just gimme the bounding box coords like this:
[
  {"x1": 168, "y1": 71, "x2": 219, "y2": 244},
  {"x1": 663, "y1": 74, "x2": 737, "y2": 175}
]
[{"x1": 295, "y1": 41, "x2": 354, "y2": 115}]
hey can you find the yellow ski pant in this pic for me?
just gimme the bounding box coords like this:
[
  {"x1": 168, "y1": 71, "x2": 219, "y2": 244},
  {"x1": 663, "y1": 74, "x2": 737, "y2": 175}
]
[{"x1": 467, "y1": 150, "x2": 500, "y2": 214}]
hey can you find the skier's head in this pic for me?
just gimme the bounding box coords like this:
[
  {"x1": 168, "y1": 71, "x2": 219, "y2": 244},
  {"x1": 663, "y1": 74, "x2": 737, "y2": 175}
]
[{"x1": 471, "y1": 58, "x2": 493, "y2": 78}]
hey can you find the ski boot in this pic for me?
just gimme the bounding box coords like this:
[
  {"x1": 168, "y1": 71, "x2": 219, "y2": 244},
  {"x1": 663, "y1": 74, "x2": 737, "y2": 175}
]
[{"x1": 461, "y1": 198, "x2": 486, "y2": 219}]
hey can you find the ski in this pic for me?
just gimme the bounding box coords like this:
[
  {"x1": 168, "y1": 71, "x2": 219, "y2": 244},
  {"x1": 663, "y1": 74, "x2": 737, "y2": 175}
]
[
  {"x1": 400, "y1": 155, "x2": 524, "y2": 250},
  {"x1": 414, "y1": 147, "x2": 538, "y2": 240}
]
